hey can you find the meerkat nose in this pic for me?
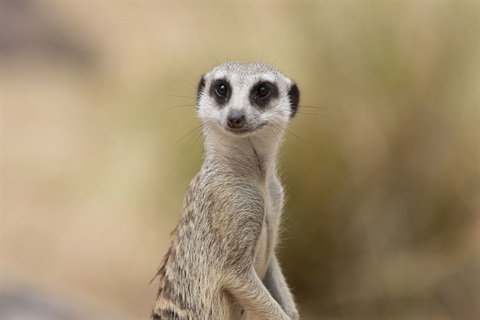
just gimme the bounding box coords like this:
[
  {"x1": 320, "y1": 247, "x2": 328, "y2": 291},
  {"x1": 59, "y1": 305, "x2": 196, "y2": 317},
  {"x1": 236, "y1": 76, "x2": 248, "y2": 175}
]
[{"x1": 227, "y1": 110, "x2": 246, "y2": 129}]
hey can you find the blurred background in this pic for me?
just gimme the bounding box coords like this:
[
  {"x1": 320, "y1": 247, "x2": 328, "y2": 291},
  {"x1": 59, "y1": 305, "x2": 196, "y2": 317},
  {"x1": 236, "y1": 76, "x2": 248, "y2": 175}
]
[{"x1": 1, "y1": 1, "x2": 478, "y2": 319}]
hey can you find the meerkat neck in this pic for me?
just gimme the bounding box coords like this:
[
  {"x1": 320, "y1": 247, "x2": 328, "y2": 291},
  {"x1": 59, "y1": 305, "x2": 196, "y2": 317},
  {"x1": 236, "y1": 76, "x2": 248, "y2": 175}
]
[{"x1": 203, "y1": 129, "x2": 283, "y2": 179}]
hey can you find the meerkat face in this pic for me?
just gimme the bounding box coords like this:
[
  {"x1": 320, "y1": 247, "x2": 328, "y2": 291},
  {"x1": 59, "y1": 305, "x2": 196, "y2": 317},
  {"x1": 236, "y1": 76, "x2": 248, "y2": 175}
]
[{"x1": 196, "y1": 62, "x2": 300, "y2": 137}]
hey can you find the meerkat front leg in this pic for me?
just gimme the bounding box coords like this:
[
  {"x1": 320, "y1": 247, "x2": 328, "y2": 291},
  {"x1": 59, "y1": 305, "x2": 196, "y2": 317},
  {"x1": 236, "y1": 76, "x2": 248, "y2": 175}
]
[
  {"x1": 263, "y1": 256, "x2": 299, "y2": 320},
  {"x1": 227, "y1": 267, "x2": 292, "y2": 320}
]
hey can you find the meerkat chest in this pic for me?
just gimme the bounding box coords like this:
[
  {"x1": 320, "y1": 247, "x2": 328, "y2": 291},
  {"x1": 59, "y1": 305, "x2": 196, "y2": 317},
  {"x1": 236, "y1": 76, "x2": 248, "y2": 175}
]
[
  {"x1": 253, "y1": 223, "x2": 269, "y2": 279},
  {"x1": 253, "y1": 177, "x2": 284, "y2": 278}
]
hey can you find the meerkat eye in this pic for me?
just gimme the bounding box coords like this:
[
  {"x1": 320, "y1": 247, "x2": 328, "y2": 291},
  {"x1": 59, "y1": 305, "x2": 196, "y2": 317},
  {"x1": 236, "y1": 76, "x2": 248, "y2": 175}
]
[
  {"x1": 250, "y1": 82, "x2": 278, "y2": 108},
  {"x1": 210, "y1": 79, "x2": 231, "y2": 105},
  {"x1": 257, "y1": 85, "x2": 271, "y2": 99},
  {"x1": 214, "y1": 82, "x2": 228, "y2": 98}
]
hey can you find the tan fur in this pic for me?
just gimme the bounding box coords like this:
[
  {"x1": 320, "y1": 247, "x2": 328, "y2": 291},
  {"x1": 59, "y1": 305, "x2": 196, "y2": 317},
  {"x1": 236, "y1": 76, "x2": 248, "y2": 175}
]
[{"x1": 151, "y1": 62, "x2": 300, "y2": 320}]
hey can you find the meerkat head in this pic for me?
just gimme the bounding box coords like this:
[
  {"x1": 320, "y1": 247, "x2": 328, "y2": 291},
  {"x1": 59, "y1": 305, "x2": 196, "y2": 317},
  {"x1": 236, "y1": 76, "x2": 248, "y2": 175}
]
[{"x1": 196, "y1": 62, "x2": 300, "y2": 138}]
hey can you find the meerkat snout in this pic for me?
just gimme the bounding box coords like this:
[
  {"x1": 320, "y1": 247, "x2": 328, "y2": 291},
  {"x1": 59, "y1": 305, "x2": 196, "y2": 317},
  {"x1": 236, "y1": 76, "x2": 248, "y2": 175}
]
[{"x1": 227, "y1": 110, "x2": 246, "y2": 129}]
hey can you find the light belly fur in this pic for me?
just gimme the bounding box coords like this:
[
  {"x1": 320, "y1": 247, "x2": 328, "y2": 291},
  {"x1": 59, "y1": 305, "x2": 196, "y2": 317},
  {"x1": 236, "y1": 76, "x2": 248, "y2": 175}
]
[{"x1": 253, "y1": 221, "x2": 270, "y2": 279}]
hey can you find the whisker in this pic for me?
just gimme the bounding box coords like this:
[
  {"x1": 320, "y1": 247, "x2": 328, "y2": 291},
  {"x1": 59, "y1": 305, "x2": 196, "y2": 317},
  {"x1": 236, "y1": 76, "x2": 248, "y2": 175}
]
[
  {"x1": 139, "y1": 105, "x2": 196, "y2": 125},
  {"x1": 183, "y1": 79, "x2": 196, "y2": 90},
  {"x1": 273, "y1": 123, "x2": 310, "y2": 148},
  {"x1": 191, "y1": 124, "x2": 208, "y2": 151},
  {"x1": 269, "y1": 127, "x2": 280, "y2": 144},
  {"x1": 187, "y1": 131, "x2": 201, "y2": 151},
  {"x1": 225, "y1": 47, "x2": 231, "y2": 62},
  {"x1": 174, "y1": 123, "x2": 204, "y2": 146},
  {"x1": 299, "y1": 105, "x2": 328, "y2": 109},
  {"x1": 159, "y1": 94, "x2": 196, "y2": 100},
  {"x1": 271, "y1": 52, "x2": 283, "y2": 65},
  {"x1": 128, "y1": 104, "x2": 196, "y2": 131},
  {"x1": 198, "y1": 124, "x2": 215, "y2": 150},
  {"x1": 209, "y1": 52, "x2": 221, "y2": 65},
  {"x1": 183, "y1": 71, "x2": 198, "y2": 85},
  {"x1": 156, "y1": 104, "x2": 196, "y2": 115},
  {"x1": 296, "y1": 111, "x2": 330, "y2": 118},
  {"x1": 201, "y1": 124, "x2": 214, "y2": 148},
  {"x1": 277, "y1": 148, "x2": 296, "y2": 161}
]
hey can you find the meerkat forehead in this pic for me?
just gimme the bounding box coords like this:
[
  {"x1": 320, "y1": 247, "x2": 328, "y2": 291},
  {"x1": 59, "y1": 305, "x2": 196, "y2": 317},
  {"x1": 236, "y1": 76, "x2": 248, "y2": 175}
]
[
  {"x1": 211, "y1": 62, "x2": 281, "y2": 77},
  {"x1": 208, "y1": 62, "x2": 287, "y2": 85}
]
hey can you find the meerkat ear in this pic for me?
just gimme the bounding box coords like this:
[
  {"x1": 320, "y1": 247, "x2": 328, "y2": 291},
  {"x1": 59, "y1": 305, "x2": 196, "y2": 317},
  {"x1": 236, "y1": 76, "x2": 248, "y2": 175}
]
[
  {"x1": 287, "y1": 81, "x2": 300, "y2": 118},
  {"x1": 197, "y1": 75, "x2": 206, "y2": 107}
]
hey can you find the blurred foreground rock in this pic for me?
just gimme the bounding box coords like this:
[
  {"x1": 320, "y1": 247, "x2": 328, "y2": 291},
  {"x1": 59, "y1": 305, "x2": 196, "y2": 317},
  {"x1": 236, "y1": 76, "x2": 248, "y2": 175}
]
[{"x1": 0, "y1": 283, "x2": 128, "y2": 319}]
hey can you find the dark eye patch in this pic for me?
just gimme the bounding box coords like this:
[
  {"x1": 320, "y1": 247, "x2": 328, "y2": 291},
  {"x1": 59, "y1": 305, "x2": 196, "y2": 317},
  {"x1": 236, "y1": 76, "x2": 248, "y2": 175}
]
[
  {"x1": 250, "y1": 81, "x2": 278, "y2": 109},
  {"x1": 209, "y1": 78, "x2": 231, "y2": 106},
  {"x1": 287, "y1": 82, "x2": 300, "y2": 118},
  {"x1": 196, "y1": 75, "x2": 206, "y2": 107}
]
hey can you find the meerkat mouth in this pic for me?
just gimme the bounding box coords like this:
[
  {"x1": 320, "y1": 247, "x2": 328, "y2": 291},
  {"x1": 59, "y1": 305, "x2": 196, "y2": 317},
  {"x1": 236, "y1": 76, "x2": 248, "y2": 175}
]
[
  {"x1": 224, "y1": 122, "x2": 268, "y2": 137},
  {"x1": 225, "y1": 127, "x2": 256, "y2": 137}
]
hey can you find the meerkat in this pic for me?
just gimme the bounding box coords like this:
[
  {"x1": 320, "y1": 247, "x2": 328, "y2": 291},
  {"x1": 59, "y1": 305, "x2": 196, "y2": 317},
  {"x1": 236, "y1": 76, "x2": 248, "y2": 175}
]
[{"x1": 151, "y1": 62, "x2": 300, "y2": 320}]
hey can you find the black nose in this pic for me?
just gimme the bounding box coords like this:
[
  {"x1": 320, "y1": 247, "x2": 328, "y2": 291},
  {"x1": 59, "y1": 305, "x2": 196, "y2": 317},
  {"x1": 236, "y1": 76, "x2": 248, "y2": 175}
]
[{"x1": 227, "y1": 110, "x2": 246, "y2": 129}]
